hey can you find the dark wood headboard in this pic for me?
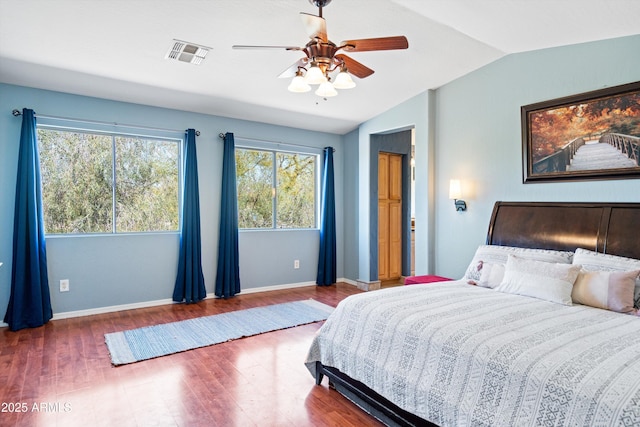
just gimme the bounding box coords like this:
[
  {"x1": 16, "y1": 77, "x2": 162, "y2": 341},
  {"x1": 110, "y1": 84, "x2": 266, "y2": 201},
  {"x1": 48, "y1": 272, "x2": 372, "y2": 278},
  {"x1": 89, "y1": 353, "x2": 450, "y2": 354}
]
[{"x1": 487, "y1": 201, "x2": 640, "y2": 260}]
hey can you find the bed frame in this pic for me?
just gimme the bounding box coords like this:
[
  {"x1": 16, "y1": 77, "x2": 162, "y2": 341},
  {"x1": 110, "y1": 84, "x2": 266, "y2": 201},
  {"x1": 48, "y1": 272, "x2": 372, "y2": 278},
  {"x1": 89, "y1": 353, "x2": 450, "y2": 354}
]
[{"x1": 314, "y1": 201, "x2": 640, "y2": 427}]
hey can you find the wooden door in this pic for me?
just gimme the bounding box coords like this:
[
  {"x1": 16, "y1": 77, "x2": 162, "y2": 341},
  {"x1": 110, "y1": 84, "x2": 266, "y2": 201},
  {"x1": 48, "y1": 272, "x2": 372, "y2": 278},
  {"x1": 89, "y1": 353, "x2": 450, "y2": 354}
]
[{"x1": 378, "y1": 152, "x2": 402, "y2": 281}]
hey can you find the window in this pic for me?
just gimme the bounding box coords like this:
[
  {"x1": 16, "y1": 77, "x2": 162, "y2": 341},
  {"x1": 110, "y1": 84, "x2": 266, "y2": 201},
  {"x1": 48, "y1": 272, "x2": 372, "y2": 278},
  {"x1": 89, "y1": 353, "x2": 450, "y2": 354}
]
[
  {"x1": 235, "y1": 147, "x2": 317, "y2": 229},
  {"x1": 37, "y1": 127, "x2": 181, "y2": 234}
]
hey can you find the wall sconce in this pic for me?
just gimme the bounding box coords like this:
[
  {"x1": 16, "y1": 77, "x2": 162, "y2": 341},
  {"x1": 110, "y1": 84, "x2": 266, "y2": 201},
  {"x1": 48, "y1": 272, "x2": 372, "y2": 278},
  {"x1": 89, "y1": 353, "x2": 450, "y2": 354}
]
[{"x1": 449, "y1": 179, "x2": 467, "y2": 211}]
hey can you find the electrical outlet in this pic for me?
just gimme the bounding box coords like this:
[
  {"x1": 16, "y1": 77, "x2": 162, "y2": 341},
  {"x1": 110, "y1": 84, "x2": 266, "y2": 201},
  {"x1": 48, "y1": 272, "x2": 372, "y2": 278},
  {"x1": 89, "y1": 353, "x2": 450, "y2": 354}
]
[
  {"x1": 60, "y1": 279, "x2": 70, "y2": 292},
  {"x1": 294, "y1": 260, "x2": 300, "y2": 269}
]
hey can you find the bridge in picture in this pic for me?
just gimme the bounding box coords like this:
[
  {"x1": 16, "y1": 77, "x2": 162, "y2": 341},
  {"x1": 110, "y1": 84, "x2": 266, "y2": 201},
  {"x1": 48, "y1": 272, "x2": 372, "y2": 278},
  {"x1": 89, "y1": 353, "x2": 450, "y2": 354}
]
[
  {"x1": 568, "y1": 138, "x2": 638, "y2": 171},
  {"x1": 532, "y1": 133, "x2": 640, "y2": 174}
]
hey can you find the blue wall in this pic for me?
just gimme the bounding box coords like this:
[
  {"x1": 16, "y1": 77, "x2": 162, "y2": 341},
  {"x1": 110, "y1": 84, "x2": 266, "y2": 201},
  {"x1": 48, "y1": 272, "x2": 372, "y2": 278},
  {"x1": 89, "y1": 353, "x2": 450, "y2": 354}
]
[
  {"x1": 354, "y1": 91, "x2": 435, "y2": 283},
  {"x1": 2, "y1": 34, "x2": 639, "y2": 319},
  {"x1": 350, "y1": 34, "x2": 640, "y2": 283},
  {"x1": 0, "y1": 84, "x2": 342, "y2": 317},
  {"x1": 434, "y1": 35, "x2": 640, "y2": 278},
  {"x1": 341, "y1": 129, "x2": 359, "y2": 281}
]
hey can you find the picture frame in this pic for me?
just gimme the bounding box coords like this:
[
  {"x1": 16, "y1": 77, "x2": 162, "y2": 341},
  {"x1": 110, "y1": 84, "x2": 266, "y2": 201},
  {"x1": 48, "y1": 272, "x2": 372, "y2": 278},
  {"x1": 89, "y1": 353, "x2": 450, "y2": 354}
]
[{"x1": 521, "y1": 81, "x2": 640, "y2": 183}]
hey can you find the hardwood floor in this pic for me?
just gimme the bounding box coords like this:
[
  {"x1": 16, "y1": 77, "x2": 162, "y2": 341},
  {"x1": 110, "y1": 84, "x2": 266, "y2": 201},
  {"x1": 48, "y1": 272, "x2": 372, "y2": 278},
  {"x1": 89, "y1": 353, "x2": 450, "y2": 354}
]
[{"x1": 0, "y1": 283, "x2": 384, "y2": 427}]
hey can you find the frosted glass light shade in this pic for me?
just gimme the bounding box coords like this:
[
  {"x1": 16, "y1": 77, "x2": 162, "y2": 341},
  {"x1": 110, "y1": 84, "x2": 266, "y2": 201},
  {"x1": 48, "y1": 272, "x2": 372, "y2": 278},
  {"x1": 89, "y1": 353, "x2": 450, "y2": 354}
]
[
  {"x1": 288, "y1": 75, "x2": 311, "y2": 92},
  {"x1": 305, "y1": 65, "x2": 327, "y2": 84},
  {"x1": 315, "y1": 81, "x2": 338, "y2": 97},
  {"x1": 449, "y1": 179, "x2": 462, "y2": 199},
  {"x1": 333, "y1": 71, "x2": 355, "y2": 89}
]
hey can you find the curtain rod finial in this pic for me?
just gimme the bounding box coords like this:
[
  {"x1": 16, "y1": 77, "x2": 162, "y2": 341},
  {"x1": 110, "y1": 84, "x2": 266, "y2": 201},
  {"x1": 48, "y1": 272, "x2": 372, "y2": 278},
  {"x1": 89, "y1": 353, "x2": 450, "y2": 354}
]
[
  {"x1": 219, "y1": 132, "x2": 226, "y2": 139},
  {"x1": 12, "y1": 109, "x2": 22, "y2": 116}
]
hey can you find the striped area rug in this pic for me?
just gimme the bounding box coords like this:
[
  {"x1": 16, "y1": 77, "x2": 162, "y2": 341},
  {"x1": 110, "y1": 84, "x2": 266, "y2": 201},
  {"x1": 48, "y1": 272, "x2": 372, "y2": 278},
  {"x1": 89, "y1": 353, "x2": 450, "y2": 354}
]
[{"x1": 105, "y1": 299, "x2": 333, "y2": 366}]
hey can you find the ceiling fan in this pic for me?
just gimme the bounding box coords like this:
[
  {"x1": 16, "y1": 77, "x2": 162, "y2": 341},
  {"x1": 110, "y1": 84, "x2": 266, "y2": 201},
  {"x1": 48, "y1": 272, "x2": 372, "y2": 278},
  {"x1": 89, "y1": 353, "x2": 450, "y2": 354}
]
[{"x1": 232, "y1": 0, "x2": 409, "y2": 97}]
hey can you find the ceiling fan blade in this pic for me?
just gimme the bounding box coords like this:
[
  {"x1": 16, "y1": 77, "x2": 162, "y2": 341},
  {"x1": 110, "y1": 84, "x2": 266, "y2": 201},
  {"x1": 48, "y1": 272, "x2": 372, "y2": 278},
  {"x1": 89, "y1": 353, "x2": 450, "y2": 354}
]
[
  {"x1": 232, "y1": 45, "x2": 302, "y2": 51},
  {"x1": 335, "y1": 54, "x2": 374, "y2": 79},
  {"x1": 300, "y1": 12, "x2": 327, "y2": 42},
  {"x1": 277, "y1": 58, "x2": 310, "y2": 78},
  {"x1": 340, "y1": 36, "x2": 408, "y2": 52}
]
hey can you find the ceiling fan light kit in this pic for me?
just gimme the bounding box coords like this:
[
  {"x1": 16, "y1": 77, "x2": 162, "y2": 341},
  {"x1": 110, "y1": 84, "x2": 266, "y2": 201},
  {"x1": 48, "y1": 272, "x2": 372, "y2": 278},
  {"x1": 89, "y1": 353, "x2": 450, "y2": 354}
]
[
  {"x1": 233, "y1": 0, "x2": 408, "y2": 98},
  {"x1": 315, "y1": 80, "x2": 338, "y2": 97},
  {"x1": 304, "y1": 64, "x2": 328, "y2": 85},
  {"x1": 332, "y1": 69, "x2": 356, "y2": 89},
  {"x1": 287, "y1": 71, "x2": 311, "y2": 93}
]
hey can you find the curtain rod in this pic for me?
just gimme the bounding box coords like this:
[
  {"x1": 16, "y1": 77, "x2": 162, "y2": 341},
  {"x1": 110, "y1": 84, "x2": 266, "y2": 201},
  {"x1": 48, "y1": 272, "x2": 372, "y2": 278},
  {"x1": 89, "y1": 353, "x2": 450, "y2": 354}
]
[
  {"x1": 218, "y1": 132, "x2": 334, "y2": 152},
  {"x1": 12, "y1": 109, "x2": 200, "y2": 136}
]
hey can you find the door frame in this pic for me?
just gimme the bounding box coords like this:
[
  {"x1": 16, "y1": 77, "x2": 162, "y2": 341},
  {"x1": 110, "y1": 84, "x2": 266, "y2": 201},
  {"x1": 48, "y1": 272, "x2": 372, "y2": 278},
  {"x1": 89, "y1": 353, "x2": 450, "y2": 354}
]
[{"x1": 369, "y1": 129, "x2": 413, "y2": 281}]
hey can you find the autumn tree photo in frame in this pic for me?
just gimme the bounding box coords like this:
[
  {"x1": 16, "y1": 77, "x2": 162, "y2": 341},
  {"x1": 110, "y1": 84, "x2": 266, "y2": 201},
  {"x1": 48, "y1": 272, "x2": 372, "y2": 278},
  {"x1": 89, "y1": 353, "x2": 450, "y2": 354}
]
[{"x1": 522, "y1": 81, "x2": 640, "y2": 182}]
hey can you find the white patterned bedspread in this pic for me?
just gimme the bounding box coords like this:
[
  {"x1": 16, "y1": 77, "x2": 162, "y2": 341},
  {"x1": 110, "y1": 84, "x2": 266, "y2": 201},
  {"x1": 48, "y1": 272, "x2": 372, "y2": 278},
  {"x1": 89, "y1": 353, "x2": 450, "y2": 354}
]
[{"x1": 305, "y1": 281, "x2": 640, "y2": 426}]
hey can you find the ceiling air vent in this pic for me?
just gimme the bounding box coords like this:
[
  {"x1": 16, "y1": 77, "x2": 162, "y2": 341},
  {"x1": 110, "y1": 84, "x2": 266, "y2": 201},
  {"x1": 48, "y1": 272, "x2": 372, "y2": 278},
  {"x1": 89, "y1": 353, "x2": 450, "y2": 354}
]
[{"x1": 165, "y1": 39, "x2": 210, "y2": 65}]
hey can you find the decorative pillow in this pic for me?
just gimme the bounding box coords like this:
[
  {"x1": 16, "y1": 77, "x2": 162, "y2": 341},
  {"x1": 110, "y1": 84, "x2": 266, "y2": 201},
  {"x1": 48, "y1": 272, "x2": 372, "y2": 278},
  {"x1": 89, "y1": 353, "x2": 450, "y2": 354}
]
[
  {"x1": 572, "y1": 269, "x2": 639, "y2": 313},
  {"x1": 463, "y1": 245, "x2": 574, "y2": 282},
  {"x1": 573, "y1": 248, "x2": 640, "y2": 309},
  {"x1": 476, "y1": 262, "x2": 505, "y2": 288},
  {"x1": 495, "y1": 255, "x2": 582, "y2": 305}
]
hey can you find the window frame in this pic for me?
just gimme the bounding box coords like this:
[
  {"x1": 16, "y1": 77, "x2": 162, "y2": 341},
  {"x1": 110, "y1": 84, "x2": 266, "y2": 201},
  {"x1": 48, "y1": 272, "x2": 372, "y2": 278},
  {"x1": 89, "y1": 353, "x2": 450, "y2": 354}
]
[
  {"x1": 36, "y1": 119, "x2": 183, "y2": 236},
  {"x1": 235, "y1": 139, "x2": 321, "y2": 231}
]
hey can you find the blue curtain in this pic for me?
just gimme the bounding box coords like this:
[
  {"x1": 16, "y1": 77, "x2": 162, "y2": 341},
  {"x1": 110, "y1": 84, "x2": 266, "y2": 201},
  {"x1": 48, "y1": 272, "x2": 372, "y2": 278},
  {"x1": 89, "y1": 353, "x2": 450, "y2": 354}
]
[
  {"x1": 4, "y1": 108, "x2": 53, "y2": 331},
  {"x1": 172, "y1": 129, "x2": 206, "y2": 303},
  {"x1": 316, "y1": 147, "x2": 336, "y2": 286},
  {"x1": 215, "y1": 133, "x2": 241, "y2": 298}
]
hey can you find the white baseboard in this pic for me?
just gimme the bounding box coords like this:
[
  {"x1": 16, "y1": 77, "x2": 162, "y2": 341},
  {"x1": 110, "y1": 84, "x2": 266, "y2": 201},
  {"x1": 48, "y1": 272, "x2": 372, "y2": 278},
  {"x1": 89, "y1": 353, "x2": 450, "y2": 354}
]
[
  {"x1": 52, "y1": 298, "x2": 177, "y2": 321},
  {"x1": 0, "y1": 278, "x2": 357, "y2": 327},
  {"x1": 237, "y1": 280, "x2": 318, "y2": 294}
]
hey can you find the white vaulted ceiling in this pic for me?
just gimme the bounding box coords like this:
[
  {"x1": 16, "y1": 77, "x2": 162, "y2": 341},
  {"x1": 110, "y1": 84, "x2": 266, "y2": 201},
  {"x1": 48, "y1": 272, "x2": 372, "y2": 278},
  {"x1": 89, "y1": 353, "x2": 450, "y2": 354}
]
[{"x1": 0, "y1": 0, "x2": 638, "y2": 134}]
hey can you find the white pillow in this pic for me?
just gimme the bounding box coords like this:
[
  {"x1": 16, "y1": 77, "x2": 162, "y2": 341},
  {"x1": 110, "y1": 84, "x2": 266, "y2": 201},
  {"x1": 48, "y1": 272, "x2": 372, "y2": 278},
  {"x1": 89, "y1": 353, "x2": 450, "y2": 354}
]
[
  {"x1": 463, "y1": 245, "x2": 574, "y2": 282},
  {"x1": 572, "y1": 269, "x2": 639, "y2": 313},
  {"x1": 495, "y1": 255, "x2": 582, "y2": 305},
  {"x1": 476, "y1": 262, "x2": 505, "y2": 288},
  {"x1": 573, "y1": 248, "x2": 640, "y2": 309}
]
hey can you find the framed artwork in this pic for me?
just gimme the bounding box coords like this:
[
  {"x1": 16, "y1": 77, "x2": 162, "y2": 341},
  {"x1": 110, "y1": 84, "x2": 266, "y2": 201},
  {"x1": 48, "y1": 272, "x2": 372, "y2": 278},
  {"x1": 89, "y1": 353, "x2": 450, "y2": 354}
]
[{"x1": 521, "y1": 81, "x2": 640, "y2": 183}]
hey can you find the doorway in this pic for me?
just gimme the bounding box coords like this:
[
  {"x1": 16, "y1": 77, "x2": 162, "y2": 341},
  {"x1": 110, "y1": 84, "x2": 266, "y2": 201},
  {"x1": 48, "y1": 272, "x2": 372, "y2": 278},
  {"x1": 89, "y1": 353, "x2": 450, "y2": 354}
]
[{"x1": 368, "y1": 129, "x2": 413, "y2": 283}]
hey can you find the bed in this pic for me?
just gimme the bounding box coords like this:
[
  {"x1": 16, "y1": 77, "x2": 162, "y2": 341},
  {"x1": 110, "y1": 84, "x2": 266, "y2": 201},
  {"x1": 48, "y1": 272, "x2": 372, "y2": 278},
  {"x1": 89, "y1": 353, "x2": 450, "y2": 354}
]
[{"x1": 305, "y1": 201, "x2": 640, "y2": 426}]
